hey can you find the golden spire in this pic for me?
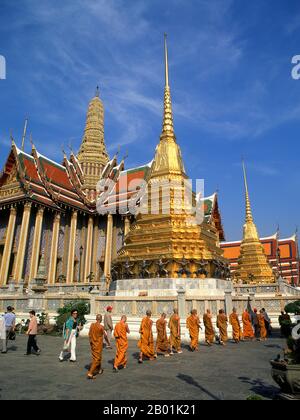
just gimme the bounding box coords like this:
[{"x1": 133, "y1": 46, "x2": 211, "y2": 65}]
[
  {"x1": 78, "y1": 88, "x2": 109, "y2": 198},
  {"x1": 242, "y1": 161, "x2": 253, "y2": 223},
  {"x1": 150, "y1": 35, "x2": 186, "y2": 179},
  {"x1": 235, "y1": 161, "x2": 274, "y2": 284},
  {"x1": 161, "y1": 33, "x2": 175, "y2": 141}
]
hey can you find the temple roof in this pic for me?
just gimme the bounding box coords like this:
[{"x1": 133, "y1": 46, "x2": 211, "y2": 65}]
[{"x1": 0, "y1": 143, "x2": 92, "y2": 213}]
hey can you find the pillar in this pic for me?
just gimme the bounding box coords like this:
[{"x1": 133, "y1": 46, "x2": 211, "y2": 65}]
[
  {"x1": 104, "y1": 214, "x2": 113, "y2": 278},
  {"x1": 84, "y1": 216, "x2": 94, "y2": 282},
  {"x1": 177, "y1": 286, "x2": 186, "y2": 319},
  {"x1": 14, "y1": 202, "x2": 32, "y2": 283},
  {"x1": 0, "y1": 207, "x2": 17, "y2": 286},
  {"x1": 224, "y1": 289, "x2": 233, "y2": 315},
  {"x1": 124, "y1": 216, "x2": 130, "y2": 237},
  {"x1": 28, "y1": 207, "x2": 44, "y2": 283},
  {"x1": 66, "y1": 211, "x2": 78, "y2": 284},
  {"x1": 48, "y1": 213, "x2": 61, "y2": 284},
  {"x1": 91, "y1": 218, "x2": 99, "y2": 280}
]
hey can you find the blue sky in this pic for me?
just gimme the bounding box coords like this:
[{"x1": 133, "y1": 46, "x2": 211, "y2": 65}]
[{"x1": 0, "y1": 0, "x2": 299, "y2": 241}]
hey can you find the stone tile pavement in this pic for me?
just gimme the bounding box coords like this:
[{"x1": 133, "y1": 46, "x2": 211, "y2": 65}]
[{"x1": 0, "y1": 334, "x2": 283, "y2": 400}]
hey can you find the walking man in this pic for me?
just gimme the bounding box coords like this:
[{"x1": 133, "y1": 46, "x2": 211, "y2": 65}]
[
  {"x1": 87, "y1": 314, "x2": 107, "y2": 379},
  {"x1": 114, "y1": 315, "x2": 130, "y2": 372},
  {"x1": 25, "y1": 310, "x2": 41, "y2": 356},
  {"x1": 0, "y1": 314, "x2": 6, "y2": 353},
  {"x1": 2, "y1": 306, "x2": 16, "y2": 354}
]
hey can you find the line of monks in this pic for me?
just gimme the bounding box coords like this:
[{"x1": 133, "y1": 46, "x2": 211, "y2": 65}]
[{"x1": 86, "y1": 307, "x2": 268, "y2": 380}]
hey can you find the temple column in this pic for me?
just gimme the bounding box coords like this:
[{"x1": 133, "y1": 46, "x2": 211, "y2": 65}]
[
  {"x1": 0, "y1": 207, "x2": 17, "y2": 286},
  {"x1": 104, "y1": 214, "x2": 113, "y2": 278},
  {"x1": 14, "y1": 202, "x2": 32, "y2": 283},
  {"x1": 84, "y1": 215, "x2": 94, "y2": 282},
  {"x1": 28, "y1": 207, "x2": 44, "y2": 283},
  {"x1": 124, "y1": 216, "x2": 130, "y2": 237},
  {"x1": 92, "y1": 217, "x2": 99, "y2": 279},
  {"x1": 66, "y1": 211, "x2": 78, "y2": 284},
  {"x1": 48, "y1": 213, "x2": 61, "y2": 284}
]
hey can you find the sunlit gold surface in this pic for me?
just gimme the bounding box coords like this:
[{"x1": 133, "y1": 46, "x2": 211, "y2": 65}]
[
  {"x1": 77, "y1": 88, "x2": 109, "y2": 200},
  {"x1": 114, "y1": 36, "x2": 225, "y2": 278},
  {"x1": 235, "y1": 163, "x2": 275, "y2": 284}
]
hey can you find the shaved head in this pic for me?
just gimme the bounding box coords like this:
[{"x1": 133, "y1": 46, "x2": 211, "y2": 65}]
[
  {"x1": 96, "y1": 314, "x2": 102, "y2": 322},
  {"x1": 121, "y1": 315, "x2": 127, "y2": 322},
  {"x1": 146, "y1": 310, "x2": 152, "y2": 317}
]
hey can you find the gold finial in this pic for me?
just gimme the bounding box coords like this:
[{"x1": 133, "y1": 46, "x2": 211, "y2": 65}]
[
  {"x1": 164, "y1": 33, "x2": 169, "y2": 88},
  {"x1": 161, "y1": 33, "x2": 175, "y2": 139},
  {"x1": 21, "y1": 118, "x2": 28, "y2": 151},
  {"x1": 242, "y1": 161, "x2": 253, "y2": 223},
  {"x1": 95, "y1": 86, "x2": 100, "y2": 97},
  {"x1": 10, "y1": 129, "x2": 15, "y2": 146},
  {"x1": 29, "y1": 133, "x2": 34, "y2": 148}
]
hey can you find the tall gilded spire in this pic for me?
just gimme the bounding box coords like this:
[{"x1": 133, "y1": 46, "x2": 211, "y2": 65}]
[
  {"x1": 78, "y1": 88, "x2": 109, "y2": 200},
  {"x1": 235, "y1": 162, "x2": 274, "y2": 284},
  {"x1": 243, "y1": 161, "x2": 253, "y2": 223},
  {"x1": 151, "y1": 35, "x2": 186, "y2": 178},
  {"x1": 161, "y1": 33, "x2": 175, "y2": 140}
]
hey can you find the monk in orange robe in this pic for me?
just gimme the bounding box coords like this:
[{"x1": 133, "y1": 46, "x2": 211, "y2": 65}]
[
  {"x1": 229, "y1": 308, "x2": 243, "y2": 343},
  {"x1": 87, "y1": 314, "x2": 108, "y2": 380},
  {"x1": 203, "y1": 309, "x2": 215, "y2": 345},
  {"x1": 242, "y1": 309, "x2": 255, "y2": 340},
  {"x1": 186, "y1": 309, "x2": 201, "y2": 351},
  {"x1": 168, "y1": 309, "x2": 182, "y2": 354},
  {"x1": 138, "y1": 310, "x2": 156, "y2": 363},
  {"x1": 258, "y1": 310, "x2": 267, "y2": 341},
  {"x1": 155, "y1": 313, "x2": 170, "y2": 357},
  {"x1": 217, "y1": 309, "x2": 228, "y2": 346},
  {"x1": 113, "y1": 315, "x2": 130, "y2": 372}
]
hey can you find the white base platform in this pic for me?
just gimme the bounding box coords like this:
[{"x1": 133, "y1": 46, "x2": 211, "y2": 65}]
[{"x1": 109, "y1": 277, "x2": 233, "y2": 297}]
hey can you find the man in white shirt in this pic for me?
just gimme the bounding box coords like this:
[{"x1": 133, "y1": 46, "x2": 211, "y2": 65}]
[
  {"x1": 2, "y1": 306, "x2": 16, "y2": 353},
  {"x1": 0, "y1": 315, "x2": 6, "y2": 353}
]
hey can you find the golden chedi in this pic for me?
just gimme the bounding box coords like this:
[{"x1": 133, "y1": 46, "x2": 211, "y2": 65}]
[
  {"x1": 113, "y1": 35, "x2": 226, "y2": 280},
  {"x1": 235, "y1": 163, "x2": 275, "y2": 284}
]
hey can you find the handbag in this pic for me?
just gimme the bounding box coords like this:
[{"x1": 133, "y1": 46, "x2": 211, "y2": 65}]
[{"x1": 8, "y1": 331, "x2": 16, "y2": 341}]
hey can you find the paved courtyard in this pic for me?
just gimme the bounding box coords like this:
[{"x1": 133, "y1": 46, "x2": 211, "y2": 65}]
[{"x1": 0, "y1": 333, "x2": 283, "y2": 400}]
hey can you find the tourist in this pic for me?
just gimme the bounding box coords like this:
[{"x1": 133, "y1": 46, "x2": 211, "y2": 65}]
[
  {"x1": 229, "y1": 308, "x2": 242, "y2": 343},
  {"x1": 262, "y1": 308, "x2": 272, "y2": 337},
  {"x1": 25, "y1": 310, "x2": 41, "y2": 356},
  {"x1": 217, "y1": 309, "x2": 228, "y2": 346},
  {"x1": 2, "y1": 306, "x2": 16, "y2": 354},
  {"x1": 113, "y1": 315, "x2": 130, "y2": 372},
  {"x1": 186, "y1": 309, "x2": 201, "y2": 351},
  {"x1": 168, "y1": 308, "x2": 182, "y2": 354},
  {"x1": 0, "y1": 314, "x2": 6, "y2": 353},
  {"x1": 242, "y1": 309, "x2": 255, "y2": 340},
  {"x1": 87, "y1": 314, "x2": 107, "y2": 379},
  {"x1": 203, "y1": 309, "x2": 215, "y2": 346},
  {"x1": 257, "y1": 310, "x2": 267, "y2": 341},
  {"x1": 138, "y1": 310, "x2": 156, "y2": 363},
  {"x1": 155, "y1": 313, "x2": 170, "y2": 357},
  {"x1": 252, "y1": 308, "x2": 260, "y2": 339},
  {"x1": 59, "y1": 309, "x2": 81, "y2": 362},
  {"x1": 104, "y1": 306, "x2": 113, "y2": 349}
]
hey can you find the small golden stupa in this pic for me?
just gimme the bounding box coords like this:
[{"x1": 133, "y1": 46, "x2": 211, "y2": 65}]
[
  {"x1": 235, "y1": 163, "x2": 275, "y2": 284},
  {"x1": 113, "y1": 35, "x2": 226, "y2": 279}
]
